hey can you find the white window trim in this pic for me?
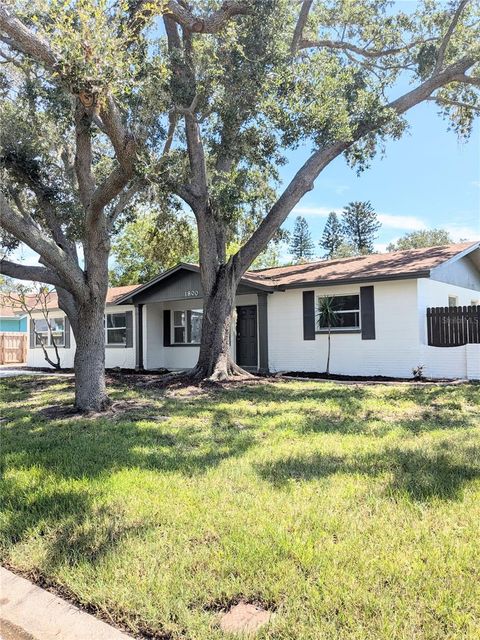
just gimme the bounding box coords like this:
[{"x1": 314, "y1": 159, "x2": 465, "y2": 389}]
[
  {"x1": 317, "y1": 292, "x2": 361, "y2": 332},
  {"x1": 105, "y1": 312, "x2": 127, "y2": 346},
  {"x1": 448, "y1": 295, "x2": 459, "y2": 308},
  {"x1": 34, "y1": 317, "x2": 65, "y2": 347},
  {"x1": 171, "y1": 308, "x2": 203, "y2": 345}
]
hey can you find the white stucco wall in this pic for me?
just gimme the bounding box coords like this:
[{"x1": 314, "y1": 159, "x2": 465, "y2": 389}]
[{"x1": 27, "y1": 305, "x2": 136, "y2": 369}]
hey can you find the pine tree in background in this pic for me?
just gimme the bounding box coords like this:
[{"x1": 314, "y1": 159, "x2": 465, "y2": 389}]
[
  {"x1": 342, "y1": 201, "x2": 381, "y2": 254},
  {"x1": 320, "y1": 212, "x2": 345, "y2": 258},
  {"x1": 290, "y1": 216, "x2": 315, "y2": 262}
]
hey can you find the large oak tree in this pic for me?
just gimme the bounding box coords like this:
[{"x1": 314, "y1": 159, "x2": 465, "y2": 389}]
[
  {"x1": 152, "y1": 0, "x2": 479, "y2": 380},
  {"x1": 0, "y1": 0, "x2": 180, "y2": 409}
]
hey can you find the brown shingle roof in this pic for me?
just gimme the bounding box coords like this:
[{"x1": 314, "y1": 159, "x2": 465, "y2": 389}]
[
  {"x1": 246, "y1": 242, "x2": 478, "y2": 287},
  {"x1": 1, "y1": 285, "x2": 139, "y2": 312}
]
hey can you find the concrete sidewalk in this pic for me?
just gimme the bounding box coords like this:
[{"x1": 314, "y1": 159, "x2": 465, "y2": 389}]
[{"x1": 1, "y1": 567, "x2": 133, "y2": 640}]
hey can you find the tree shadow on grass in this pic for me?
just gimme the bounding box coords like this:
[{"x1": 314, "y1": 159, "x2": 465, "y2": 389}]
[{"x1": 255, "y1": 442, "x2": 480, "y2": 501}]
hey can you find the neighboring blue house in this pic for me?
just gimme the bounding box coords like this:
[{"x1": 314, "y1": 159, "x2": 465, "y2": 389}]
[{"x1": 0, "y1": 306, "x2": 28, "y2": 332}]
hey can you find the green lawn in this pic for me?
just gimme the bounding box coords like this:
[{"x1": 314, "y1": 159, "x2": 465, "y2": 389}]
[{"x1": 1, "y1": 376, "x2": 479, "y2": 640}]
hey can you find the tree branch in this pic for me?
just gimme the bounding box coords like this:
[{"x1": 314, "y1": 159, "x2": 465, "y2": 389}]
[
  {"x1": 166, "y1": 0, "x2": 249, "y2": 34},
  {"x1": 74, "y1": 101, "x2": 96, "y2": 209},
  {"x1": 0, "y1": 192, "x2": 85, "y2": 295},
  {"x1": 0, "y1": 3, "x2": 58, "y2": 69},
  {"x1": 298, "y1": 36, "x2": 437, "y2": 59},
  {"x1": 452, "y1": 73, "x2": 480, "y2": 88},
  {"x1": 434, "y1": 0, "x2": 470, "y2": 73},
  {"x1": 0, "y1": 258, "x2": 66, "y2": 288},
  {"x1": 291, "y1": 0, "x2": 314, "y2": 55},
  {"x1": 99, "y1": 96, "x2": 136, "y2": 172},
  {"x1": 427, "y1": 96, "x2": 480, "y2": 112}
]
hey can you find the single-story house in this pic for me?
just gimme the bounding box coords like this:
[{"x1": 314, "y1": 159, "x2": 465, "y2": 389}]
[{"x1": 27, "y1": 242, "x2": 480, "y2": 379}]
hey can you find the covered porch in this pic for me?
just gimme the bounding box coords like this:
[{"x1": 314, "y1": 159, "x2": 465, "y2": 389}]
[{"x1": 116, "y1": 264, "x2": 272, "y2": 373}]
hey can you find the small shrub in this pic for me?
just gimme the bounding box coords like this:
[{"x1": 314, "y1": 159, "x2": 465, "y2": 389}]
[{"x1": 412, "y1": 364, "x2": 425, "y2": 381}]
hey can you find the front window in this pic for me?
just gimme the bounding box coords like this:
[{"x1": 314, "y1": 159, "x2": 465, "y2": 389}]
[
  {"x1": 172, "y1": 309, "x2": 203, "y2": 344},
  {"x1": 448, "y1": 296, "x2": 458, "y2": 308},
  {"x1": 317, "y1": 294, "x2": 360, "y2": 330},
  {"x1": 34, "y1": 317, "x2": 64, "y2": 346},
  {"x1": 105, "y1": 313, "x2": 127, "y2": 345}
]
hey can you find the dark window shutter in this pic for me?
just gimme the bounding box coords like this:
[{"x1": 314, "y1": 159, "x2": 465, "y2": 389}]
[
  {"x1": 30, "y1": 318, "x2": 36, "y2": 348},
  {"x1": 303, "y1": 291, "x2": 315, "y2": 340},
  {"x1": 360, "y1": 286, "x2": 376, "y2": 340},
  {"x1": 163, "y1": 309, "x2": 171, "y2": 346},
  {"x1": 125, "y1": 310, "x2": 133, "y2": 347},
  {"x1": 64, "y1": 317, "x2": 71, "y2": 348}
]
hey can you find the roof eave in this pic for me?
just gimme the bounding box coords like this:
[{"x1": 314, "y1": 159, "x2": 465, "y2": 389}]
[{"x1": 277, "y1": 270, "x2": 431, "y2": 289}]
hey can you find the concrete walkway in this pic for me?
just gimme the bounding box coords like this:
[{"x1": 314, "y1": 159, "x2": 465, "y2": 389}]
[
  {"x1": 0, "y1": 366, "x2": 73, "y2": 379},
  {"x1": 0, "y1": 567, "x2": 133, "y2": 640}
]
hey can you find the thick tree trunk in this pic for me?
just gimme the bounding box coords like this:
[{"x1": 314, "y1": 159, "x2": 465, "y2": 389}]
[
  {"x1": 72, "y1": 301, "x2": 110, "y2": 412},
  {"x1": 191, "y1": 265, "x2": 248, "y2": 381}
]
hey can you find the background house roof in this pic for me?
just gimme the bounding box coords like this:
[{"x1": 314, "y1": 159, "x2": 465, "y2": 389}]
[
  {"x1": 1, "y1": 285, "x2": 139, "y2": 312},
  {"x1": 0, "y1": 304, "x2": 25, "y2": 318},
  {"x1": 246, "y1": 242, "x2": 479, "y2": 287}
]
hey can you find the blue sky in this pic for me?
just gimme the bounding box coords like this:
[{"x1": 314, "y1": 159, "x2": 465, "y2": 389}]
[{"x1": 283, "y1": 99, "x2": 480, "y2": 254}]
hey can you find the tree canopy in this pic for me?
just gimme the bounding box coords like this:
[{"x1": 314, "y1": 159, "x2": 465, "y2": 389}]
[{"x1": 387, "y1": 228, "x2": 454, "y2": 251}]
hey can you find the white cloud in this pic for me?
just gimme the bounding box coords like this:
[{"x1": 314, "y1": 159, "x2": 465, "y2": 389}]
[
  {"x1": 293, "y1": 206, "x2": 426, "y2": 231},
  {"x1": 377, "y1": 213, "x2": 426, "y2": 231},
  {"x1": 293, "y1": 206, "x2": 338, "y2": 217},
  {"x1": 444, "y1": 224, "x2": 480, "y2": 242}
]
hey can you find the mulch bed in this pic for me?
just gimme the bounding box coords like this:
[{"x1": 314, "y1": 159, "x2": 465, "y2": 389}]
[{"x1": 280, "y1": 371, "x2": 464, "y2": 384}]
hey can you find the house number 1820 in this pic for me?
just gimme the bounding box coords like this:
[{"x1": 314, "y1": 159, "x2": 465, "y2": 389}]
[{"x1": 184, "y1": 290, "x2": 199, "y2": 297}]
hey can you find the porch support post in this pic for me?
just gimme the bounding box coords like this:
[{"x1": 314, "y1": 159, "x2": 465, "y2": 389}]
[
  {"x1": 257, "y1": 293, "x2": 269, "y2": 374},
  {"x1": 135, "y1": 304, "x2": 144, "y2": 370}
]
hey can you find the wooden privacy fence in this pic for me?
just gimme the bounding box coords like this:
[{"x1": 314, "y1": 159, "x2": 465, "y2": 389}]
[
  {"x1": 0, "y1": 332, "x2": 28, "y2": 364},
  {"x1": 427, "y1": 306, "x2": 480, "y2": 347}
]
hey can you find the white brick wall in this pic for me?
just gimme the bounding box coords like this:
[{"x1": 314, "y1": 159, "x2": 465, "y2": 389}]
[
  {"x1": 267, "y1": 280, "x2": 421, "y2": 377},
  {"x1": 27, "y1": 305, "x2": 136, "y2": 369},
  {"x1": 267, "y1": 279, "x2": 480, "y2": 379}
]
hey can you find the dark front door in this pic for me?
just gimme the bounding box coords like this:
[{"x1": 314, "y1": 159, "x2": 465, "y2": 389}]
[{"x1": 236, "y1": 305, "x2": 258, "y2": 368}]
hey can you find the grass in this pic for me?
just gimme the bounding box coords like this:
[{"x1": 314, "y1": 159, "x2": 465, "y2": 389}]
[{"x1": 1, "y1": 376, "x2": 479, "y2": 640}]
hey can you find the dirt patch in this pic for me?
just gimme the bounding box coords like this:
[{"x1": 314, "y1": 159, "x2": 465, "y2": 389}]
[{"x1": 218, "y1": 602, "x2": 274, "y2": 636}]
